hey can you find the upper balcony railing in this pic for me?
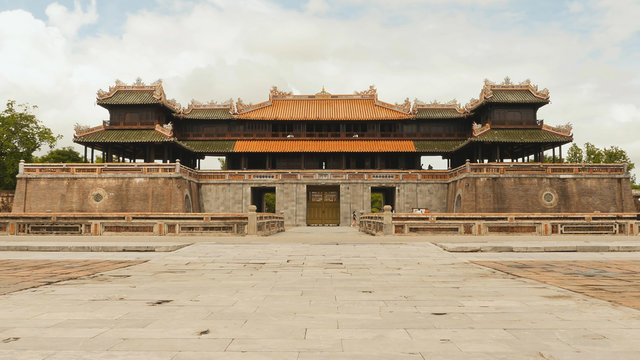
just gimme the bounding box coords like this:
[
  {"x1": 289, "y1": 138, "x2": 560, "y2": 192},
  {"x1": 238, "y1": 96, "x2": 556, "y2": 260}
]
[
  {"x1": 176, "y1": 131, "x2": 469, "y2": 140},
  {"x1": 20, "y1": 161, "x2": 627, "y2": 182}
]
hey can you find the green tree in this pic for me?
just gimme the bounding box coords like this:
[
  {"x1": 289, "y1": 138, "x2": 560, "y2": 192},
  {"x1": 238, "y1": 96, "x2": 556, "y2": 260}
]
[
  {"x1": 0, "y1": 101, "x2": 59, "y2": 189},
  {"x1": 264, "y1": 192, "x2": 276, "y2": 213},
  {"x1": 584, "y1": 142, "x2": 604, "y2": 163},
  {"x1": 218, "y1": 157, "x2": 227, "y2": 170},
  {"x1": 371, "y1": 193, "x2": 383, "y2": 213},
  {"x1": 36, "y1": 146, "x2": 84, "y2": 163},
  {"x1": 566, "y1": 142, "x2": 636, "y2": 184},
  {"x1": 565, "y1": 143, "x2": 584, "y2": 163}
]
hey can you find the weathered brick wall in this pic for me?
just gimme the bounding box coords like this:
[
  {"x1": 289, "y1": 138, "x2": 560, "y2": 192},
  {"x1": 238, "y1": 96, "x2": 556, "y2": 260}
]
[
  {"x1": 12, "y1": 169, "x2": 635, "y2": 225},
  {"x1": 448, "y1": 175, "x2": 635, "y2": 213},
  {"x1": 12, "y1": 176, "x2": 199, "y2": 213}
]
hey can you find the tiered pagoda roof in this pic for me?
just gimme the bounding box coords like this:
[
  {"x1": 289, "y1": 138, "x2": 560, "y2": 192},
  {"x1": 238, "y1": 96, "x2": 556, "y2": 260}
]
[
  {"x1": 465, "y1": 77, "x2": 550, "y2": 111},
  {"x1": 92, "y1": 77, "x2": 554, "y2": 119},
  {"x1": 235, "y1": 86, "x2": 411, "y2": 121},
  {"x1": 78, "y1": 78, "x2": 572, "y2": 160},
  {"x1": 96, "y1": 78, "x2": 181, "y2": 112}
]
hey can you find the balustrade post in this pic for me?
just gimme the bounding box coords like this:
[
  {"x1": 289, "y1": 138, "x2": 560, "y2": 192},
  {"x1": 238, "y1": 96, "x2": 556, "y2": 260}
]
[
  {"x1": 248, "y1": 205, "x2": 257, "y2": 235},
  {"x1": 18, "y1": 160, "x2": 24, "y2": 175},
  {"x1": 175, "y1": 159, "x2": 181, "y2": 173},
  {"x1": 465, "y1": 159, "x2": 470, "y2": 173},
  {"x1": 383, "y1": 205, "x2": 392, "y2": 235}
]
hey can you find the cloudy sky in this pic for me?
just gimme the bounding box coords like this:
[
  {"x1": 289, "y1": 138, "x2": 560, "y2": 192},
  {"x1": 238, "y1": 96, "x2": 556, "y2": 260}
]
[{"x1": 0, "y1": 0, "x2": 639, "y2": 169}]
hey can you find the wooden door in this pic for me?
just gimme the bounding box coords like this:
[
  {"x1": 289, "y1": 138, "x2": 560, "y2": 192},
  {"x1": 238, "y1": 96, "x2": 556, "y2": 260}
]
[{"x1": 307, "y1": 186, "x2": 340, "y2": 225}]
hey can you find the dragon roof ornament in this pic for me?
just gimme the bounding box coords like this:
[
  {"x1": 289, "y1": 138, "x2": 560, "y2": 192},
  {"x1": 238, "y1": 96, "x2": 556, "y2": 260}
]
[
  {"x1": 355, "y1": 85, "x2": 377, "y2": 96},
  {"x1": 235, "y1": 98, "x2": 253, "y2": 113},
  {"x1": 181, "y1": 98, "x2": 234, "y2": 115},
  {"x1": 270, "y1": 86, "x2": 293, "y2": 98},
  {"x1": 96, "y1": 78, "x2": 181, "y2": 112},
  {"x1": 413, "y1": 98, "x2": 467, "y2": 114}
]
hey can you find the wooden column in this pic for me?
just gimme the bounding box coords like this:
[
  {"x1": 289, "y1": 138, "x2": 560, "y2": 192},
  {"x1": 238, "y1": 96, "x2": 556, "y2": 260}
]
[
  {"x1": 83, "y1": 146, "x2": 87, "y2": 163},
  {"x1": 559, "y1": 145, "x2": 563, "y2": 162},
  {"x1": 106, "y1": 145, "x2": 112, "y2": 163},
  {"x1": 163, "y1": 145, "x2": 168, "y2": 163},
  {"x1": 90, "y1": 147, "x2": 94, "y2": 163},
  {"x1": 552, "y1": 147, "x2": 556, "y2": 163},
  {"x1": 149, "y1": 146, "x2": 155, "y2": 163}
]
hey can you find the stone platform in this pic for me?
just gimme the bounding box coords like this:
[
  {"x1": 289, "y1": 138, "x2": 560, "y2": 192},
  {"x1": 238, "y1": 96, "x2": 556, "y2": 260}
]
[{"x1": 0, "y1": 227, "x2": 639, "y2": 359}]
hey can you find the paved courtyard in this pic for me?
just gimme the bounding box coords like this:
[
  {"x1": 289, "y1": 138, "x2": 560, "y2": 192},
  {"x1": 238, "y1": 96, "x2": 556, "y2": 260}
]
[{"x1": 0, "y1": 227, "x2": 640, "y2": 359}]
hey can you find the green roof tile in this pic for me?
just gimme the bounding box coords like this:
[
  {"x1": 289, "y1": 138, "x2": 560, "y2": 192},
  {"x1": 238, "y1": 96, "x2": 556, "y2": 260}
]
[
  {"x1": 415, "y1": 108, "x2": 467, "y2": 119},
  {"x1": 74, "y1": 130, "x2": 173, "y2": 143},
  {"x1": 472, "y1": 129, "x2": 571, "y2": 143},
  {"x1": 97, "y1": 90, "x2": 161, "y2": 105},
  {"x1": 181, "y1": 108, "x2": 234, "y2": 120},
  {"x1": 179, "y1": 140, "x2": 236, "y2": 153},
  {"x1": 414, "y1": 140, "x2": 468, "y2": 153},
  {"x1": 487, "y1": 90, "x2": 549, "y2": 104}
]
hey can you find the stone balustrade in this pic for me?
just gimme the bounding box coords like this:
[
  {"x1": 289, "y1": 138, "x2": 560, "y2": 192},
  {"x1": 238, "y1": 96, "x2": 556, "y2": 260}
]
[
  {"x1": 0, "y1": 212, "x2": 284, "y2": 236},
  {"x1": 360, "y1": 210, "x2": 639, "y2": 236},
  {"x1": 19, "y1": 162, "x2": 627, "y2": 183}
]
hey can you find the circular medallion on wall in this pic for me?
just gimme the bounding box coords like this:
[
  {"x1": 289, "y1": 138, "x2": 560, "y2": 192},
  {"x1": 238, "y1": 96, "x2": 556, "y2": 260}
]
[
  {"x1": 90, "y1": 188, "x2": 107, "y2": 204},
  {"x1": 539, "y1": 188, "x2": 558, "y2": 208}
]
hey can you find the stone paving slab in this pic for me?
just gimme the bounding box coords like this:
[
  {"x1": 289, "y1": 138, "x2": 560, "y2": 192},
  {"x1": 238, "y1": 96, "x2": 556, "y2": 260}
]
[
  {"x1": 0, "y1": 259, "x2": 146, "y2": 295},
  {"x1": 474, "y1": 260, "x2": 640, "y2": 310},
  {"x1": 436, "y1": 241, "x2": 640, "y2": 253},
  {"x1": 0, "y1": 241, "x2": 190, "y2": 252},
  {"x1": 0, "y1": 229, "x2": 639, "y2": 358}
]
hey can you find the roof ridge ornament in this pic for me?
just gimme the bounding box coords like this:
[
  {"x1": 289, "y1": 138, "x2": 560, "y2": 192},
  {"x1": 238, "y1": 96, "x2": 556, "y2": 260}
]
[
  {"x1": 182, "y1": 98, "x2": 235, "y2": 114},
  {"x1": 96, "y1": 78, "x2": 181, "y2": 112},
  {"x1": 414, "y1": 98, "x2": 466, "y2": 114},
  {"x1": 236, "y1": 98, "x2": 251, "y2": 112},
  {"x1": 466, "y1": 77, "x2": 550, "y2": 110},
  {"x1": 316, "y1": 86, "x2": 331, "y2": 96},
  {"x1": 355, "y1": 85, "x2": 376, "y2": 96},
  {"x1": 270, "y1": 86, "x2": 293, "y2": 98},
  {"x1": 394, "y1": 98, "x2": 411, "y2": 113}
]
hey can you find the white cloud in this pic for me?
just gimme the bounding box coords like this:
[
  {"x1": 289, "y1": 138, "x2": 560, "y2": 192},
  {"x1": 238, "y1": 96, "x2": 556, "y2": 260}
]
[
  {"x1": 0, "y1": 0, "x2": 639, "y2": 174},
  {"x1": 306, "y1": 0, "x2": 329, "y2": 15},
  {"x1": 593, "y1": 0, "x2": 640, "y2": 46},
  {"x1": 45, "y1": 0, "x2": 98, "y2": 38},
  {"x1": 610, "y1": 103, "x2": 640, "y2": 123},
  {"x1": 568, "y1": 1, "x2": 584, "y2": 13}
]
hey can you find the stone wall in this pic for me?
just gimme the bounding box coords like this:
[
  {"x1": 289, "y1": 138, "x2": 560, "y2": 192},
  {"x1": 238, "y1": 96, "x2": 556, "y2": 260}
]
[
  {"x1": 448, "y1": 175, "x2": 635, "y2": 213},
  {"x1": 13, "y1": 175, "x2": 199, "y2": 213},
  {"x1": 13, "y1": 163, "x2": 635, "y2": 227},
  {"x1": 198, "y1": 180, "x2": 449, "y2": 226}
]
